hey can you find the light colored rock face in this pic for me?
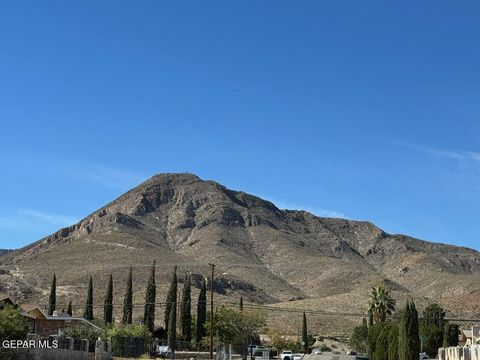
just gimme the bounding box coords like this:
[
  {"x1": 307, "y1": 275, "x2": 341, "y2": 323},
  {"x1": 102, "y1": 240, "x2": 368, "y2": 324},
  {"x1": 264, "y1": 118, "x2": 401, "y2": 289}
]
[{"x1": 1, "y1": 173, "x2": 480, "y2": 335}]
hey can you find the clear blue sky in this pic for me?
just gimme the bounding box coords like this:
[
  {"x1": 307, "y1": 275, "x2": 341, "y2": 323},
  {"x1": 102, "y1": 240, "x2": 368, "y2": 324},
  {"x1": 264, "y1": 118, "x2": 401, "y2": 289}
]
[{"x1": 1, "y1": 1, "x2": 479, "y2": 251}]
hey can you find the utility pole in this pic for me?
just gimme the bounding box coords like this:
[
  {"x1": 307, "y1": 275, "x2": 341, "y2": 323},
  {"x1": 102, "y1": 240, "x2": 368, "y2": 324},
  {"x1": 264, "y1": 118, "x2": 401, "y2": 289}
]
[{"x1": 209, "y1": 263, "x2": 215, "y2": 360}]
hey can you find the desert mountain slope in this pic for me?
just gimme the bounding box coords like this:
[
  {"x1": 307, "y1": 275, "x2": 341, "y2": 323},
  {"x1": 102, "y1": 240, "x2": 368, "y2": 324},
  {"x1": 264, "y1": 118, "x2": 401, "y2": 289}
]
[{"x1": 1, "y1": 173, "x2": 479, "y2": 334}]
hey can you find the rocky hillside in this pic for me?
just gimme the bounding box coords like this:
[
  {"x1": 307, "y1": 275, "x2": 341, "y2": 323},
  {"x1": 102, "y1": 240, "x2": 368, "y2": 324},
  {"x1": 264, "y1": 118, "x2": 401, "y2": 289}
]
[
  {"x1": 0, "y1": 173, "x2": 479, "y2": 335},
  {"x1": 0, "y1": 249, "x2": 12, "y2": 257}
]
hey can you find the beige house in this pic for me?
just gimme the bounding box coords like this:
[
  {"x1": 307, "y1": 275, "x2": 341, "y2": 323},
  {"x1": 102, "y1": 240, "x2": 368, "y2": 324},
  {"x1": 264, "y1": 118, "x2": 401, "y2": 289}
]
[{"x1": 459, "y1": 325, "x2": 480, "y2": 346}]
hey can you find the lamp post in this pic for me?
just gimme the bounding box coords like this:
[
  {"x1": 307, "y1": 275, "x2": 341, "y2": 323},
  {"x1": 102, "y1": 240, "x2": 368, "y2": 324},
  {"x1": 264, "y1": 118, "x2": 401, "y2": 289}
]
[{"x1": 209, "y1": 263, "x2": 215, "y2": 360}]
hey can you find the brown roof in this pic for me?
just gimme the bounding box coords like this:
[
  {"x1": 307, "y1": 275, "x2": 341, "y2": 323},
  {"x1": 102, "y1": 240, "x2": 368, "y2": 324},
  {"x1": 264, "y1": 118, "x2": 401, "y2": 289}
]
[
  {"x1": 20, "y1": 304, "x2": 38, "y2": 311},
  {"x1": 0, "y1": 293, "x2": 14, "y2": 304}
]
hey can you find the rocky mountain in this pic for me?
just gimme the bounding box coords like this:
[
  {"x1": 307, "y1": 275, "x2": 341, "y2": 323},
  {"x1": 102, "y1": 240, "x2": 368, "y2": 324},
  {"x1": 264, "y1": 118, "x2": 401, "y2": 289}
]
[
  {"x1": 0, "y1": 249, "x2": 12, "y2": 257},
  {"x1": 0, "y1": 173, "x2": 479, "y2": 336}
]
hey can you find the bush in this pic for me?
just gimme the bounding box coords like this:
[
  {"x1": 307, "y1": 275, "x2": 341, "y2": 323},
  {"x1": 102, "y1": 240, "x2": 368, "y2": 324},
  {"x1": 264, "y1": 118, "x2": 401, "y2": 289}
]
[
  {"x1": 64, "y1": 323, "x2": 100, "y2": 352},
  {"x1": 443, "y1": 324, "x2": 458, "y2": 347},
  {"x1": 419, "y1": 324, "x2": 443, "y2": 358},
  {"x1": 104, "y1": 324, "x2": 152, "y2": 358},
  {"x1": 349, "y1": 323, "x2": 368, "y2": 353}
]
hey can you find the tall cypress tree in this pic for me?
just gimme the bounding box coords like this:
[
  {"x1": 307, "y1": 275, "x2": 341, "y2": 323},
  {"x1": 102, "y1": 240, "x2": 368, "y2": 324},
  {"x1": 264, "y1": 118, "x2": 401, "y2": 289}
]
[
  {"x1": 84, "y1": 276, "x2": 94, "y2": 321},
  {"x1": 123, "y1": 267, "x2": 133, "y2": 325},
  {"x1": 410, "y1": 301, "x2": 420, "y2": 355},
  {"x1": 399, "y1": 300, "x2": 420, "y2": 360},
  {"x1": 164, "y1": 266, "x2": 177, "y2": 333},
  {"x1": 168, "y1": 298, "x2": 177, "y2": 351},
  {"x1": 104, "y1": 274, "x2": 113, "y2": 324},
  {"x1": 388, "y1": 324, "x2": 399, "y2": 360},
  {"x1": 144, "y1": 260, "x2": 157, "y2": 332},
  {"x1": 239, "y1": 297, "x2": 243, "y2": 311},
  {"x1": 196, "y1": 279, "x2": 207, "y2": 344},
  {"x1": 301, "y1": 311, "x2": 309, "y2": 353},
  {"x1": 48, "y1": 273, "x2": 56, "y2": 316},
  {"x1": 180, "y1": 273, "x2": 192, "y2": 342},
  {"x1": 67, "y1": 301, "x2": 73, "y2": 316}
]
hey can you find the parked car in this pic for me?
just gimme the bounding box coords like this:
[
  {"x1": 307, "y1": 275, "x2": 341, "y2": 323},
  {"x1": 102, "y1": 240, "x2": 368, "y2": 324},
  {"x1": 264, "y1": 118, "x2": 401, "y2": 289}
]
[
  {"x1": 281, "y1": 350, "x2": 294, "y2": 360},
  {"x1": 313, "y1": 348, "x2": 322, "y2": 355},
  {"x1": 347, "y1": 350, "x2": 357, "y2": 355},
  {"x1": 293, "y1": 353, "x2": 305, "y2": 360},
  {"x1": 154, "y1": 345, "x2": 174, "y2": 359},
  {"x1": 248, "y1": 345, "x2": 266, "y2": 355},
  {"x1": 420, "y1": 353, "x2": 429, "y2": 360},
  {"x1": 355, "y1": 355, "x2": 369, "y2": 360}
]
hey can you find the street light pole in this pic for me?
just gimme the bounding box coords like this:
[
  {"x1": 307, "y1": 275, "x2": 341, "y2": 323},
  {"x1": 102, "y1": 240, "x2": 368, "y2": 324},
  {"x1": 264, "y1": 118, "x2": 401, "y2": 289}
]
[{"x1": 209, "y1": 263, "x2": 215, "y2": 360}]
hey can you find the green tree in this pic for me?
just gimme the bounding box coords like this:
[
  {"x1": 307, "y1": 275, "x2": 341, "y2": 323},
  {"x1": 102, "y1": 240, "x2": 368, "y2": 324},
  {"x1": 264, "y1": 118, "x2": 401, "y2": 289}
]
[
  {"x1": 443, "y1": 323, "x2": 458, "y2": 347},
  {"x1": 301, "y1": 311, "x2": 309, "y2": 353},
  {"x1": 48, "y1": 273, "x2": 56, "y2": 316},
  {"x1": 104, "y1": 274, "x2": 113, "y2": 324},
  {"x1": 196, "y1": 279, "x2": 207, "y2": 345},
  {"x1": 367, "y1": 322, "x2": 384, "y2": 359},
  {"x1": 168, "y1": 298, "x2": 177, "y2": 351},
  {"x1": 67, "y1": 301, "x2": 73, "y2": 316},
  {"x1": 104, "y1": 324, "x2": 152, "y2": 356},
  {"x1": 387, "y1": 323, "x2": 399, "y2": 360},
  {"x1": 164, "y1": 265, "x2": 177, "y2": 333},
  {"x1": 367, "y1": 284, "x2": 396, "y2": 323},
  {"x1": 144, "y1": 260, "x2": 156, "y2": 332},
  {"x1": 399, "y1": 300, "x2": 420, "y2": 360},
  {"x1": 423, "y1": 304, "x2": 446, "y2": 328},
  {"x1": 240, "y1": 297, "x2": 244, "y2": 311},
  {"x1": 349, "y1": 323, "x2": 368, "y2": 354},
  {"x1": 0, "y1": 305, "x2": 30, "y2": 360},
  {"x1": 180, "y1": 273, "x2": 192, "y2": 342},
  {"x1": 206, "y1": 307, "x2": 266, "y2": 352},
  {"x1": 64, "y1": 322, "x2": 99, "y2": 352},
  {"x1": 420, "y1": 324, "x2": 443, "y2": 358},
  {"x1": 375, "y1": 322, "x2": 395, "y2": 360},
  {"x1": 122, "y1": 266, "x2": 133, "y2": 325},
  {"x1": 84, "y1": 276, "x2": 94, "y2": 321}
]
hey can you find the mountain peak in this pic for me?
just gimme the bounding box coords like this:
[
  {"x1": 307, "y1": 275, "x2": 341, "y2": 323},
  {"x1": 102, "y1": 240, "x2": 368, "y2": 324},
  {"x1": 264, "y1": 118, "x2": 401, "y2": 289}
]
[{"x1": 2, "y1": 174, "x2": 479, "y2": 335}]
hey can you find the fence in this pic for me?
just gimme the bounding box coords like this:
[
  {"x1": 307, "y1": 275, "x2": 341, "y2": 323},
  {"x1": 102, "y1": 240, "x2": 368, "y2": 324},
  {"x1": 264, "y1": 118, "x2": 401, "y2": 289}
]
[
  {"x1": 111, "y1": 335, "x2": 145, "y2": 358},
  {"x1": 14, "y1": 333, "x2": 112, "y2": 360},
  {"x1": 439, "y1": 345, "x2": 480, "y2": 360}
]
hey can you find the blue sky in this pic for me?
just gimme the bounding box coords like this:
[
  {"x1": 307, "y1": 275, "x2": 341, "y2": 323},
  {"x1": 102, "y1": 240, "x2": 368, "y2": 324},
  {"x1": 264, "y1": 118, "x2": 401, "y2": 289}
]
[{"x1": 1, "y1": 1, "x2": 479, "y2": 250}]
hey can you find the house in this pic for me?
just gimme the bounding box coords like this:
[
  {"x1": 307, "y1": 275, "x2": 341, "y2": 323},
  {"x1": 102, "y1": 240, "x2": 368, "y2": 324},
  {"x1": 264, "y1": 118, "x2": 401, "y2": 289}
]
[
  {"x1": 20, "y1": 304, "x2": 47, "y2": 333},
  {"x1": 34, "y1": 311, "x2": 101, "y2": 336},
  {"x1": 459, "y1": 325, "x2": 480, "y2": 346},
  {"x1": 0, "y1": 295, "x2": 100, "y2": 336},
  {"x1": 0, "y1": 292, "x2": 15, "y2": 309}
]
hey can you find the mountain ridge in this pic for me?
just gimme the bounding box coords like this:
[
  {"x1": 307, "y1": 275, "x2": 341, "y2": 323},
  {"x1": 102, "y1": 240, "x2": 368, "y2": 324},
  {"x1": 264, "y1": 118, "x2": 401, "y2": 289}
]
[{"x1": 1, "y1": 173, "x2": 479, "y2": 335}]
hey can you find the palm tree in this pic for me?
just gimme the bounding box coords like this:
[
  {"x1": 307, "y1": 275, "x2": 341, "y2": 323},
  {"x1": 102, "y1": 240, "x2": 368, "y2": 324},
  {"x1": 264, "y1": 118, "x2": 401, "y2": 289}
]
[{"x1": 367, "y1": 284, "x2": 395, "y2": 323}]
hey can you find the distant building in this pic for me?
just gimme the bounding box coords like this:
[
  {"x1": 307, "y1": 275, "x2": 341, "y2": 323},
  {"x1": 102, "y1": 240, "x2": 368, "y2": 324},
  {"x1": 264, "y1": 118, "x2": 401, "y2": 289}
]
[
  {"x1": 0, "y1": 295, "x2": 100, "y2": 336},
  {"x1": 34, "y1": 311, "x2": 101, "y2": 336},
  {"x1": 459, "y1": 325, "x2": 480, "y2": 346},
  {"x1": 0, "y1": 292, "x2": 15, "y2": 309}
]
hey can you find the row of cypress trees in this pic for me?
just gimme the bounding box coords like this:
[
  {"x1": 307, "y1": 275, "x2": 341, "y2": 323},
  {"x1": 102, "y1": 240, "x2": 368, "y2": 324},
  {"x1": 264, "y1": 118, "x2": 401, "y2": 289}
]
[{"x1": 47, "y1": 263, "x2": 209, "y2": 347}]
